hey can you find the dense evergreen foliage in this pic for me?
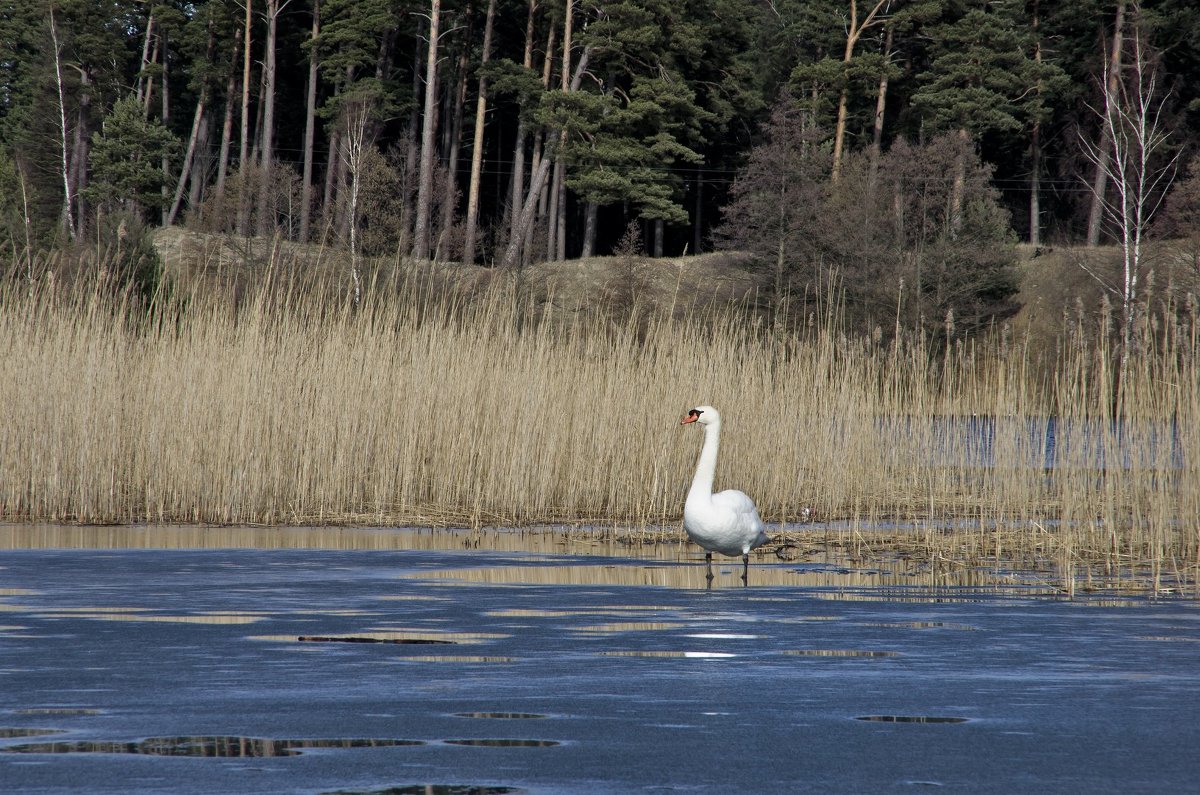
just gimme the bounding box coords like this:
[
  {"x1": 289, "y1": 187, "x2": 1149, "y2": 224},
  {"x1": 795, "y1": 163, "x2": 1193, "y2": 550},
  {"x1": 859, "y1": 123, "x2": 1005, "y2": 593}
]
[{"x1": 1, "y1": 0, "x2": 1197, "y2": 333}]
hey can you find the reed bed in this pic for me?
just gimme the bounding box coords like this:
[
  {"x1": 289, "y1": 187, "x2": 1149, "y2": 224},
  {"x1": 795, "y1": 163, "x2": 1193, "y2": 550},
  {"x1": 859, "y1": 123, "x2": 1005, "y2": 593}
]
[{"x1": 1, "y1": 259, "x2": 1196, "y2": 583}]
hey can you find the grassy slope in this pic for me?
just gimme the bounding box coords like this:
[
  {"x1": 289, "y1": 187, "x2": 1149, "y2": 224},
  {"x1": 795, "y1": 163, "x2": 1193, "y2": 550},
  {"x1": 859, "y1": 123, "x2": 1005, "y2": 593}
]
[{"x1": 152, "y1": 229, "x2": 1154, "y2": 356}]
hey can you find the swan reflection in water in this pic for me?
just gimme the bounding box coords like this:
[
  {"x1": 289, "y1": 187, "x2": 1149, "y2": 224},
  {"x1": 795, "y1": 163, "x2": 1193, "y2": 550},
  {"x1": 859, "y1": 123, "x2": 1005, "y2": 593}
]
[{"x1": 680, "y1": 406, "x2": 770, "y2": 586}]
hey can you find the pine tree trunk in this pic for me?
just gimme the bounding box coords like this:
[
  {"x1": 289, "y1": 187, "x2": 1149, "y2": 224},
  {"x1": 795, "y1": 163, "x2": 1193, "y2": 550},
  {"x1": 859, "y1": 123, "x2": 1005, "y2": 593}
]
[
  {"x1": 514, "y1": 18, "x2": 554, "y2": 255},
  {"x1": 300, "y1": 0, "x2": 320, "y2": 243},
  {"x1": 1029, "y1": 123, "x2": 1042, "y2": 246},
  {"x1": 546, "y1": 154, "x2": 561, "y2": 260},
  {"x1": 1087, "y1": 0, "x2": 1126, "y2": 247},
  {"x1": 257, "y1": 0, "x2": 281, "y2": 236},
  {"x1": 322, "y1": 128, "x2": 341, "y2": 237},
  {"x1": 528, "y1": 130, "x2": 545, "y2": 263},
  {"x1": 189, "y1": 112, "x2": 210, "y2": 210},
  {"x1": 581, "y1": 201, "x2": 597, "y2": 257},
  {"x1": 440, "y1": 32, "x2": 471, "y2": 258},
  {"x1": 161, "y1": 30, "x2": 171, "y2": 225},
  {"x1": 170, "y1": 21, "x2": 216, "y2": 226},
  {"x1": 463, "y1": 0, "x2": 497, "y2": 264},
  {"x1": 525, "y1": 23, "x2": 556, "y2": 261},
  {"x1": 237, "y1": 0, "x2": 254, "y2": 236},
  {"x1": 412, "y1": 0, "x2": 442, "y2": 260},
  {"x1": 215, "y1": 28, "x2": 242, "y2": 198},
  {"x1": 550, "y1": 0, "x2": 573, "y2": 262},
  {"x1": 136, "y1": 15, "x2": 155, "y2": 104},
  {"x1": 949, "y1": 127, "x2": 969, "y2": 237},
  {"x1": 249, "y1": 64, "x2": 266, "y2": 167},
  {"x1": 1029, "y1": 0, "x2": 1043, "y2": 246},
  {"x1": 507, "y1": 118, "x2": 528, "y2": 247},
  {"x1": 168, "y1": 88, "x2": 208, "y2": 226},
  {"x1": 70, "y1": 70, "x2": 91, "y2": 239},
  {"x1": 499, "y1": 45, "x2": 591, "y2": 270},
  {"x1": 503, "y1": 0, "x2": 539, "y2": 245},
  {"x1": 544, "y1": 5, "x2": 563, "y2": 261},
  {"x1": 555, "y1": 163, "x2": 566, "y2": 260},
  {"x1": 653, "y1": 219, "x2": 663, "y2": 257},
  {"x1": 869, "y1": 25, "x2": 893, "y2": 186},
  {"x1": 831, "y1": 0, "x2": 890, "y2": 181},
  {"x1": 141, "y1": 24, "x2": 160, "y2": 116},
  {"x1": 401, "y1": 37, "x2": 423, "y2": 254}
]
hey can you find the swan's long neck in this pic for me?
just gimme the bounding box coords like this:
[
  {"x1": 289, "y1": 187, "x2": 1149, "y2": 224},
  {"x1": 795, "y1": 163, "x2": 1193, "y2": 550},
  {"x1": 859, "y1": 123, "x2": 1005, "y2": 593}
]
[{"x1": 688, "y1": 421, "x2": 721, "y2": 505}]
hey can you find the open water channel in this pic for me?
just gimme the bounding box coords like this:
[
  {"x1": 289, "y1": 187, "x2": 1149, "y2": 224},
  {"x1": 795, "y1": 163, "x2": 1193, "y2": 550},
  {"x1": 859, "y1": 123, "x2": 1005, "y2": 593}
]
[{"x1": 0, "y1": 524, "x2": 1198, "y2": 794}]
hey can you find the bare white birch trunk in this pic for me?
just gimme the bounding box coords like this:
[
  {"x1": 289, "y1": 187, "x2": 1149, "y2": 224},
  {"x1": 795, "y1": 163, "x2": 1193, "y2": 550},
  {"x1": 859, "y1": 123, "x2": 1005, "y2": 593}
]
[{"x1": 48, "y1": 9, "x2": 75, "y2": 241}]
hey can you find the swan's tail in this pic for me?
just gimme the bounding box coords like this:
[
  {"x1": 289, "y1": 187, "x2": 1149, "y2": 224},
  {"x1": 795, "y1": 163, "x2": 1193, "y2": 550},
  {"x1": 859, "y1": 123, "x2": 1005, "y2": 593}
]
[{"x1": 749, "y1": 527, "x2": 771, "y2": 552}]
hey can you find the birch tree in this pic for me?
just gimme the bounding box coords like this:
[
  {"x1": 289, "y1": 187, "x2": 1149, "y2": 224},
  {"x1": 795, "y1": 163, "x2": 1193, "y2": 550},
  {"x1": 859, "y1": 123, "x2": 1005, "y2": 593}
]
[
  {"x1": 48, "y1": 7, "x2": 75, "y2": 240},
  {"x1": 341, "y1": 97, "x2": 374, "y2": 305},
  {"x1": 1080, "y1": 9, "x2": 1179, "y2": 378}
]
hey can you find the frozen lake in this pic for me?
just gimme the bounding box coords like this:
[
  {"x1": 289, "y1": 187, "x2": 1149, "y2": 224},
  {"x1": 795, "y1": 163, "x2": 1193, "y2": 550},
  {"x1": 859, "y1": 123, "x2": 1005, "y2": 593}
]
[{"x1": 1, "y1": 525, "x2": 1198, "y2": 793}]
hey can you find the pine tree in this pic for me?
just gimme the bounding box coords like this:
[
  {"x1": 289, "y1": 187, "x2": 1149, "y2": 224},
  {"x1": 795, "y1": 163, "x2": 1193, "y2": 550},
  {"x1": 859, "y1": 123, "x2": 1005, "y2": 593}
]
[
  {"x1": 87, "y1": 95, "x2": 180, "y2": 218},
  {"x1": 715, "y1": 97, "x2": 830, "y2": 316},
  {"x1": 910, "y1": 1, "x2": 1063, "y2": 233},
  {"x1": 565, "y1": 0, "x2": 712, "y2": 256}
]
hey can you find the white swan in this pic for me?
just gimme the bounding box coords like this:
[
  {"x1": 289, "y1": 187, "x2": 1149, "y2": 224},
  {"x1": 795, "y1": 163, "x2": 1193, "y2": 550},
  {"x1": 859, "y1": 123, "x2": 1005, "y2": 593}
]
[{"x1": 680, "y1": 406, "x2": 770, "y2": 583}]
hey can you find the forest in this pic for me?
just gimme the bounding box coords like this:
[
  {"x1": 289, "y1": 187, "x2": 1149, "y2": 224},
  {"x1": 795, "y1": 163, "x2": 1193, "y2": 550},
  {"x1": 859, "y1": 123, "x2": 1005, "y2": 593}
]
[{"x1": 1, "y1": 0, "x2": 1199, "y2": 335}]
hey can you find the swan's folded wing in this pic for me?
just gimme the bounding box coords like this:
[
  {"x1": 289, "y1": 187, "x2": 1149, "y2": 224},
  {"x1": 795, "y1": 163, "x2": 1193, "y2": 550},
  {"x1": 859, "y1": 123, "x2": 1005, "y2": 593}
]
[{"x1": 712, "y1": 489, "x2": 762, "y2": 523}]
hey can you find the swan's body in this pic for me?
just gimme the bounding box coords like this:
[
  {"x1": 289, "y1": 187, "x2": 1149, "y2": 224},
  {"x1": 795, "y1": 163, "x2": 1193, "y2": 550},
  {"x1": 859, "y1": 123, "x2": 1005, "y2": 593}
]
[{"x1": 680, "y1": 406, "x2": 769, "y2": 583}]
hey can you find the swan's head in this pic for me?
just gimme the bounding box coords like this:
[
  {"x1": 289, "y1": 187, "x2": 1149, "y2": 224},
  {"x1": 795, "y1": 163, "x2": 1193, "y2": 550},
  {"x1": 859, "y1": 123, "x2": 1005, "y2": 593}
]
[{"x1": 680, "y1": 405, "x2": 720, "y2": 427}]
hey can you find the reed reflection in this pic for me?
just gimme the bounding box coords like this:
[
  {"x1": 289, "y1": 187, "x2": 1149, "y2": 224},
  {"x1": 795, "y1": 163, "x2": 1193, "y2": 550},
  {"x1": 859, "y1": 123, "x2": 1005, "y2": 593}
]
[
  {"x1": 0, "y1": 524, "x2": 1140, "y2": 596},
  {"x1": 0, "y1": 735, "x2": 426, "y2": 756},
  {"x1": 403, "y1": 561, "x2": 1019, "y2": 592}
]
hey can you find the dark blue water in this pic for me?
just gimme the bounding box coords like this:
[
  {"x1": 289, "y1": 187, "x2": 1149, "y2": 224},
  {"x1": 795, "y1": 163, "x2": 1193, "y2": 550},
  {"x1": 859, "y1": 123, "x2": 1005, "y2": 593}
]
[{"x1": 1, "y1": 541, "x2": 1198, "y2": 793}]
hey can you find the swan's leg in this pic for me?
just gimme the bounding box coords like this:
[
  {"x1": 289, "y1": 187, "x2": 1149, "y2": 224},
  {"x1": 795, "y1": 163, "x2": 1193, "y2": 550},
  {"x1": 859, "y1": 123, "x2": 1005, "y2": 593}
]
[
  {"x1": 741, "y1": 553, "x2": 749, "y2": 585},
  {"x1": 705, "y1": 552, "x2": 714, "y2": 583}
]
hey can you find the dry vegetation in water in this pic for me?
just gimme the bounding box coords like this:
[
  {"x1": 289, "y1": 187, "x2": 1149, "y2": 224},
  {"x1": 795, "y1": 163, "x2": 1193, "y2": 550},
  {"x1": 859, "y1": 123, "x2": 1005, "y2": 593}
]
[{"x1": 1, "y1": 238, "x2": 1198, "y2": 589}]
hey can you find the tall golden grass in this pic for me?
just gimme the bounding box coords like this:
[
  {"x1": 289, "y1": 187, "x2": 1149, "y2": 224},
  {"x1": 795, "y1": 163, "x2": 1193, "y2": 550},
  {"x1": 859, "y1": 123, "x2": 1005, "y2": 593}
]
[{"x1": 1, "y1": 253, "x2": 1196, "y2": 583}]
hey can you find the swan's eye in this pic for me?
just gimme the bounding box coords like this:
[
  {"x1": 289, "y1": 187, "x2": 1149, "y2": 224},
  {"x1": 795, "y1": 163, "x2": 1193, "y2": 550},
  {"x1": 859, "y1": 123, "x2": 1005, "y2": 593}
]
[{"x1": 688, "y1": 409, "x2": 703, "y2": 418}]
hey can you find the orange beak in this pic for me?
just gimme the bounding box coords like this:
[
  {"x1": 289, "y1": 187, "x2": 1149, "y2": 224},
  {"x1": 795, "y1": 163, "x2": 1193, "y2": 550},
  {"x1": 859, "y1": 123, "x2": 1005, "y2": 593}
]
[{"x1": 680, "y1": 413, "x2": 698, "y2": 425}]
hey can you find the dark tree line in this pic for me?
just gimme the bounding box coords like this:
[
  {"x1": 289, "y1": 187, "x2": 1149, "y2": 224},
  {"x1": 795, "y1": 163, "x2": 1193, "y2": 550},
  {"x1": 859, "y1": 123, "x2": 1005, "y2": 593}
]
[{"x1": 1, "y1": 0, "x2": 1197, "y2": 285}]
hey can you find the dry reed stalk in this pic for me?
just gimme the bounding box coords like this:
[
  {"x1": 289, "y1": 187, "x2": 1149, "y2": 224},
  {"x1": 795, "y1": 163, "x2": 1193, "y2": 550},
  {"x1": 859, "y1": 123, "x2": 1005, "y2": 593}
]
[{"x1": 0, "y1": 261, "x2": 1196, "y2": 578}]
